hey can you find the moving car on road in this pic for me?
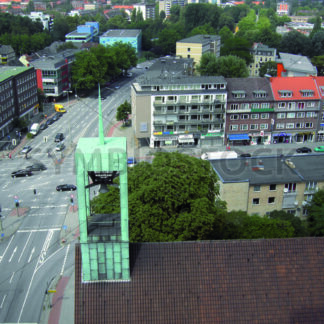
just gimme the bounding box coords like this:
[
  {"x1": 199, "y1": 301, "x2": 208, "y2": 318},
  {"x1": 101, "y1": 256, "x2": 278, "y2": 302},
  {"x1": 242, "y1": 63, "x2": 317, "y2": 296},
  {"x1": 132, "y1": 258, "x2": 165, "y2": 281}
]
[
  {"x1": 12, "y1": 169, "x2": 32, "y2": 178},
  {"x1": 240, "y1": 153, "x2": 251, "y2": 158},
  {"x1": 296, "y1": 147, "x2": 312, "y2": 153},
  {"x1": 314, "y1": 146, "x2": 324, "y2": 152},
  {"x1": 39, "y1": 123, "x2": 47, "y2": 131},
  {"x1": 55, "y1": 142, "x2": 65, "y2": 151},
  {"x1": 21, "y1": 145, "x2": 32, "y2": 154},
  {"x1": 56, "y1": 184, "x2": 77, "y2": 191},
  {"x1": 55, "y1": 133, "x2": 64, "y2": 142},
  {"x1": 26, "y1": 163, "x2": 46, "y2": 171}
]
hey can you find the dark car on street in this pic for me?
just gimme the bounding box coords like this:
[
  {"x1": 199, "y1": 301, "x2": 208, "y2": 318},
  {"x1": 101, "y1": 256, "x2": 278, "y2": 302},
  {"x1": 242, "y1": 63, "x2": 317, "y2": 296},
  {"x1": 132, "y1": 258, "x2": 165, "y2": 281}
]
[
  {"x1": 296, "y1": 147, "x2": 312, "y2": 153},
  {"x1": 56, "y1": 184, "x2": 77, "y2": 191},
  {"x1": 12, "y1": 169, "x2": 33, "y2": 178},
  {"x1": 39, "y1": 123, "x2": 47, "y2": 131},
  {"x1": 240, "y1": 153, "x2": 252, "y2": 158},
  {"x1": 55, "y1": 133, "x2": 64, "y2": 142},
  {"x1": 46, "y1": 118, "x2": 55, "y2": 126},
  {"x1": 26, "y1": 163, "x2": 47, "y2": 171}
]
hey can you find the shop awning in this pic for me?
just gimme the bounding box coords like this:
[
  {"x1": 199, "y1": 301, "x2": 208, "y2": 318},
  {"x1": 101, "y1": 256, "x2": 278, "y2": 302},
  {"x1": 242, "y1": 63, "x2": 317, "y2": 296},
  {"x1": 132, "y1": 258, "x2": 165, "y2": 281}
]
[
  {"x1": 228, "y1": 134, "x2": 250, "y2": 141},
  {"x1": 178, "y1": 138, "x2": 194, "y2": 143}
]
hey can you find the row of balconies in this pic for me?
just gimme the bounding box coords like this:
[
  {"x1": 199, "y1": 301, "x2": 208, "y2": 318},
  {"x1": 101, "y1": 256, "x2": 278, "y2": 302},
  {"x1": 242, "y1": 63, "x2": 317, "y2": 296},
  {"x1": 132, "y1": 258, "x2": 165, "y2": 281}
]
[
  {"x1": 154, "y1": 98, "x2": 222, "y2": 106},
  {"x1": 153, "y1": 118, "x2": 224, "y2": 126},
  {"x1": 153, "y1": 107, "x2": 225, "y2": 115}
]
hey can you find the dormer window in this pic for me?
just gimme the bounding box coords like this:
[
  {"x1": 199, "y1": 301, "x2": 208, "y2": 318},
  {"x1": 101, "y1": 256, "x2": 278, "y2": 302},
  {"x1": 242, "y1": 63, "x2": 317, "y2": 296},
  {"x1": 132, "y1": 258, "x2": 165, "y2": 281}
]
[
  {"x1": 253, "y1": 90, "x2": 267, "y2": 98},
  {"x1": 232, "y1": 90, "x2": 246, "y2": 98},
  {"x1": 278, "y1": 90, "x2": 292, "y2": 98},
  {"x1": 300, "y1": 89, "x2": 314, "y2": 97}
]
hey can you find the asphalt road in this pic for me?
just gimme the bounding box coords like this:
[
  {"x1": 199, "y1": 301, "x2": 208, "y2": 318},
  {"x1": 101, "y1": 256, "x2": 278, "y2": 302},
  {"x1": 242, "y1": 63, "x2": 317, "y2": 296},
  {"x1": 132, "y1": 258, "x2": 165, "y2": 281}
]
[{"x1": 0, "y1": 72, "x2": 134, "y2": 323}]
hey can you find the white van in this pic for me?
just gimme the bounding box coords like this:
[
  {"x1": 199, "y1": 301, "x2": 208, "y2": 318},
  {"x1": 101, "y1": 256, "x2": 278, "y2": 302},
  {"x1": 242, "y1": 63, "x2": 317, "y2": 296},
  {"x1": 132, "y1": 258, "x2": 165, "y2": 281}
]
[{"x1": 201, "y1": 151, "x2": 238, "y2": 160}]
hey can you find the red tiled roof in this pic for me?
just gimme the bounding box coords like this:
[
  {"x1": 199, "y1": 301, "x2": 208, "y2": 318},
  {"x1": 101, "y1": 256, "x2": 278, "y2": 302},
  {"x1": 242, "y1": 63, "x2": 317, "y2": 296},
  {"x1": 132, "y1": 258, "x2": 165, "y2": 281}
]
[
  {"x1": 113, "y1": 5, "x2": 133, "y2": 9},
  {"x1": 314, "y1": 76, "x2": 324, "y2": 99},
  {"x1": 75, "y1": 238, "x2": 324, "y2": 324},
  {"x1": 270, "y1": 76, "x2": 320, "y2": 101}
]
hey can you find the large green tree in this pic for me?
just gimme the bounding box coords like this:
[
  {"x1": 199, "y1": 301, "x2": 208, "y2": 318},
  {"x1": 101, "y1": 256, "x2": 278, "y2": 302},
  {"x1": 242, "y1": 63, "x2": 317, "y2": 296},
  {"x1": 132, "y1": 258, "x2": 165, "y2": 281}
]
[
  {"x1": 279, "y1": 30, "x2": 312, "y2": 57},
  {"x1": 307, "y1": 189, "x2": 324, "y2": 236},
  {"x1": 91, "y1": 152, "x2": 225, "y2": 242},
  {"x1": 116, "y1": 100, "x2": 131, "y2": 124},
  {"x1": 259, "y1": 61, "x2": 278, "y2": 77},
  {"x1": 311, "y1": 55, "x2": 324, "y2": 75},
  {"x1": 197, "y1": 53, "x2": 249, "y2": 78},
  {"x1": 220, "y1": 37, "x2": 252, "y2": 64}
]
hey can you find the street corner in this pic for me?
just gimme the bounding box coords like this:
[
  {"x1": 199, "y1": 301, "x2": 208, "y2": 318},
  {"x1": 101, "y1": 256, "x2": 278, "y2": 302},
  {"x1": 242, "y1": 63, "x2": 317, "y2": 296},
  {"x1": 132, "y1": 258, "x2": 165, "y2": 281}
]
[{"x1": 9, "y1": 206, "x2": 30, "y2": 217}]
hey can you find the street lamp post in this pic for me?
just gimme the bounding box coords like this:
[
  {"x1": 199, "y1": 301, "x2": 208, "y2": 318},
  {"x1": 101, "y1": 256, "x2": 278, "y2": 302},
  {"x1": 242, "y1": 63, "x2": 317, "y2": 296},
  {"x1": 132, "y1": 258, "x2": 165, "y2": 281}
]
[{"x1": 63, "y1": 90, "x2": 73, "y2": 144}]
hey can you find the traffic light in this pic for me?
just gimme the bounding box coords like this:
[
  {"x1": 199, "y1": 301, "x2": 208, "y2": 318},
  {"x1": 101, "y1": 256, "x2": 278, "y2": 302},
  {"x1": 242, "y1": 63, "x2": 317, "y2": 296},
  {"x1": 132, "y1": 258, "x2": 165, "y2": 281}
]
[{"x1": 15, "y1": 202, "x2": 19, "y2": 208}]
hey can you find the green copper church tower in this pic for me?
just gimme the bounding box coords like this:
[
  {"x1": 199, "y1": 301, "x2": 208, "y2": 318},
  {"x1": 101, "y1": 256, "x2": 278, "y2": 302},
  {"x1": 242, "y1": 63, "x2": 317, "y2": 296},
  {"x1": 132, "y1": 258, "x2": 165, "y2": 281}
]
[{"x1": 75, "y1": 87, "x2": 129, "y2": 281}]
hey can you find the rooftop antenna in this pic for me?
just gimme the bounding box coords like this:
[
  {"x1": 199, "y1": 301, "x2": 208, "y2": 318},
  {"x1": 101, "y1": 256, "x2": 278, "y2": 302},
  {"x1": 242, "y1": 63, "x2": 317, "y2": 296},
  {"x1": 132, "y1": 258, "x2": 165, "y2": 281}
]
[{"x1": 98, "y1": 84, "x2": 104, "y2": 145}]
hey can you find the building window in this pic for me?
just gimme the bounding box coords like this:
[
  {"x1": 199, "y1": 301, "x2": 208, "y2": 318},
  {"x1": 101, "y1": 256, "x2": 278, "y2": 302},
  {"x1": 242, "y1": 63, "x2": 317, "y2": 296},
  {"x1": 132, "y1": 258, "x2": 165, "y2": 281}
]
[
  {"x1": 187, "y1": 48, "x2": 191, "y2": 52},
  {"x1": 305, "y1": 122, "x2": 313, "y2": 128},
  {"x1": 241, "y1": 114, "x2": 249, "y2": 119},
  {"x1": 252, "y1": 198, "x2": 260, "y2": 205},
  {"x1": 278, "y1": 102, "x2": 286, "y2": 108},
  {"x1": 260, "y1": 124, "x2": 268, "y2": 130},
  {"x1": 250, "y1": 124, "x2": 258, "y2": 130},
  {"x1": 279, "y1": 90, "x2": 292, "y2": 97},
  {"x1": 254, "y1": 185, "x2": 261, "y2": 192},
  {"x1": 287, "y1": 112, "x2": 295, "y2": 118},
  {"x1": 261, "y1": 103, "x2": 270, "y2": 108},
  {"x1": 268, "y1": 197, "x2": 275, "y2": 204},
  {"x1": 306, "y1": 112, "x2": 315, "y2": 118},
  {"x1": 277, "y1": 113, "x2": 286, "y2": 119},
  {"x1": 297, "y1": 102, "x2": 305, "y2": 109},
  {"x1": 251, "y1": 103, "x2": 259, "y2": 109},
  {"x1": 230, "y1": 124, "x2": 238, "y2": 131},
  {"x1": 286, "y1": 123, "x2": 294, "y2": 128},
  {"x1": 297, "y1": 112, "x2": 305, "y2": 118},
  {"x1": 240, "y1": 124, "x2": 248, "y2": 130},
  {"x1": 287, "y1": 210, "x2": 296, "y2": 215},
  {"x1": 269, "y1": 184, "x2": 276, "y2": 191},
  {"x1": 251, "y1": 114, "x2": 259, "y2": 119},
  {"x1": 285, "y1": 183, "x2": 296, "y2": 192},
  {"x1": 296, "y1": 122, "x2": 304, "y2": 128},
  {"x1": 230, "y1": 114, "x2": 239, "y2": 120},
  {"x1": 261, "y1": 113, "x2": 269, "y2": 119},
  {"x1": 230, "y1": 104, "x2": 239, "y2": 110},
  {"x1": 287, "y1": 102, "x2": 295, "y2": 109}
]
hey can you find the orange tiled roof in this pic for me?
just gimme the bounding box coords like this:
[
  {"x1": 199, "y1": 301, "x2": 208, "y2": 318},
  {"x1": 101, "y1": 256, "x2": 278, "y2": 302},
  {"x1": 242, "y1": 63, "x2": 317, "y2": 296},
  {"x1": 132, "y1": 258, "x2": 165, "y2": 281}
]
[{"x1": 270, "y1": 76, "x2": 320, "y2": 101}]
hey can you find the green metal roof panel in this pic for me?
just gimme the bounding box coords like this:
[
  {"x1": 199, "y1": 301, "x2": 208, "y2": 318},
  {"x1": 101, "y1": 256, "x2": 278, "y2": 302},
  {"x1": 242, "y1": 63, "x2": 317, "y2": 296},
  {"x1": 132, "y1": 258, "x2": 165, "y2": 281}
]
[{"x1": 0, "y1": 66, "x2": 32, "y2": 82}]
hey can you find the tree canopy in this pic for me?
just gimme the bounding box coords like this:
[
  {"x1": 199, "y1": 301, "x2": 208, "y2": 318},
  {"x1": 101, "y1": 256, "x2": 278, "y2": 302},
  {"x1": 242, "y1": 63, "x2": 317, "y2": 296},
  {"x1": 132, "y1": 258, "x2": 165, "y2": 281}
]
[
  {"x1": 307, "y1": 189, "x2": 324, "y2": 236},
  {"x1": 197, "y1": 53, "x2": 249, "y2": 78},
  {"x1": 116, "y1": 100, "x2": 131, "y2": 124},
  {"x1": 91, "y1": 152, "x2": 225, "y2": 242}
]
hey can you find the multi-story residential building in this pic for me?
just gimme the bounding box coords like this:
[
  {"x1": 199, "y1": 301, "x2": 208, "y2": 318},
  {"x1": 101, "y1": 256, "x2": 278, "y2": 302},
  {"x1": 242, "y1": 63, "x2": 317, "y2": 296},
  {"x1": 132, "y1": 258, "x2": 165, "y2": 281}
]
[
  {"x1": 225, "y1": 78, "x2": 275, "y2": 146},
  {"x1": 131, "y1": 57, "x2": 227, "y2": 148},
  {"x1": 0, "y1": 66, "x2": 38, "y2": 138},
  {"x1": 158, "y1": 0, "x2": 185, "y2": 18},
  {"x1": 100, "y1": 29, "x2": 142, "y2": 54},
  {"x1": 65, "y1": 22, "x2": 99, "y2": 43},
  {"x1": 277, "y1": 2, "x2": 289, "y2": 16},
  {"x1": 29, "y1": 50, "x2": 78, "y2": 98},
  {"x1": 176, "y1": 35, "x2": 221, "y2": 66},
  {"x1": 249, "y1": 43, "x2": 276, "y2": 77},
  {"x1": 315, "y1": 76, "x2": 324, "y2": 142},
  {"x1": 270, "y1": 76, "x2": 320, "y2": 144},
  {"x1": 0, "y1": 45, "x2": 15, "y2": 65},
  {"x1": 133, "y1": 3, "x2": 155, "y2": 20},
  {"x1": 277, "y1": 53, "x2": 317, "y2": 77},
  {"x1": 211, "y1": 154, "x2": 324, "y2": 218}
]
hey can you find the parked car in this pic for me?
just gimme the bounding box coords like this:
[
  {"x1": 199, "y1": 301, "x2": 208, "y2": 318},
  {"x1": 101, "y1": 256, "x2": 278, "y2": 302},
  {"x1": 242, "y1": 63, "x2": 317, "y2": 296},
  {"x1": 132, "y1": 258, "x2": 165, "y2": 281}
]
[
  {"x1": 314, "y1": 146, "x2": 324, "y2": 152},
  {"x1": 52, "y1": 114, "x2": 60, "y2": 121},
  {"x1": 127, "y1": 157, "x2": 137, "y2": 167},
  {"x1": 55, "y1": 142, "x2": 65, "y2": 151},
  {"x1": 56, "y1": 184, "x2": 77, "y2": 191},
  {"x1": 56, "y1": 112, "x2": 63, "y2": 118},
  {"x1": 21, "y1": 145, "x2": 32, "y2": 154},
  {"x1": 240, "y1": 153, "x2": 251, "y2": 158},
  {"x1": 12, "y1": 169, "x2": 32, "y2": 178},
  {"x1": 114, "y1": 85, "x2": 120, "y2": 90},
  {"x1": 39, "y1": 123, "x2": 47, "y2": 131},
  {"x1": 296, "y1": 147, "x2": 312, "y2": 153},
  {"x1": 26, "y1": 163, "x2": 46, "y2": 171},
  {"x1": 46, "y1": 118, "x2": 55, "y2": 126},
  {"x1": 55, "y1": 133, "x2": 64, "y2": 142}
]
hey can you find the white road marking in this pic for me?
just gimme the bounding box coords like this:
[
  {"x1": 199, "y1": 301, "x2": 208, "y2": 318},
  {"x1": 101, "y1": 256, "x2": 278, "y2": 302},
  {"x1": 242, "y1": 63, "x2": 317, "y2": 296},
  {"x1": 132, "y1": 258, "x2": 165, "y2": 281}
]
[
  {"x1": 17, "y1": 228, "x2": 60, "y2": 233},
  {"x1": 0, "y1": 235, "x2": 15, "y2": 263},
  {"x1": 9, "y1": 272, "x2": 15, "y2": 284},
  {"x1": 30, "y1": 204, "x2": 67, "y2": 209},
  {"x1": 60, "y1": 244, "x2": 70, "y2": 276},
  {"x1": 18, "y1": 232, "x2": 32, "y2": 263},
  {"x1": 8, "y1": 247, "x2": 17, "y2": 263},
  {"x1": 28, "y1": 247, "x2": 35, "y2": 263},
  {"x1": 0, "y1": 295, "x2": 6, "y2": 309}
]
